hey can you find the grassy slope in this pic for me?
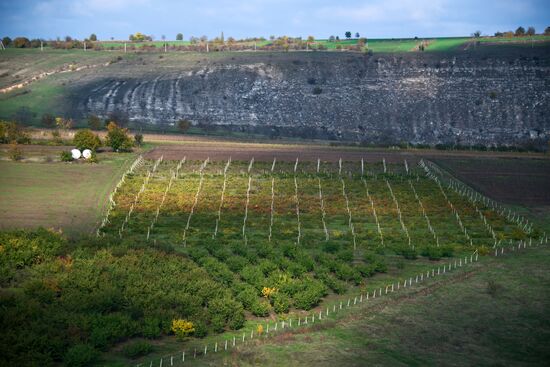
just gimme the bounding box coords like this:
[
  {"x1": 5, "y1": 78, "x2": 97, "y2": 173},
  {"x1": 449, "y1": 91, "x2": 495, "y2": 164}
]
[
  {"x1": 189, "y1": 242, "x2": 550, "y2": 367},
  {"x1": 0, "y1": 152, "x2": 134, "y2": 236}
]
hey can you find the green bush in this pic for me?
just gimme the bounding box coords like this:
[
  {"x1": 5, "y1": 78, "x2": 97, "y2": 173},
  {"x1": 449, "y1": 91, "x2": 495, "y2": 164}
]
[
  {"x1": 322, "y1": 242, "x2": 340, "y2": 253},
  {"x1": 73, "y1": 129, "x2": 101, "y2": 151},
  {"x1": 64, "y1": 344, "x2": 98, "y2": 367},
  {"x1": 207, "y1": 297, "x2": 245, "y2": 331},
  {"x1": 122, "y1": 341, "x2": 153, "y2": 359},
  {"x1": 106, "y1": 122, "x2": 133, "y2": 152},
  {"x1": 141, "y1": 317, "x2": 163, "y2": 339},
  {"x1": 60, "y1": 151, "x2": 73, "y2": 162},
  {"x1": 251, "y1": 299, "x2": 271, "y2": 316},
  {"x1": 237, "y1": 286, "x2": 258, "y2": 310},
  {"x1": 420, "y1": 246, "x2": 442, "y2": 260},
  {"x1": 272, "y1": 292, "x2": 291, "y2": 313}
]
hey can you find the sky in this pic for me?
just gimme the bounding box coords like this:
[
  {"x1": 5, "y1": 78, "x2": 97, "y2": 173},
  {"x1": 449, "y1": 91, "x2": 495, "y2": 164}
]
[{"x1": 1, "y1": 0, "x2": 549, "y2": 41}]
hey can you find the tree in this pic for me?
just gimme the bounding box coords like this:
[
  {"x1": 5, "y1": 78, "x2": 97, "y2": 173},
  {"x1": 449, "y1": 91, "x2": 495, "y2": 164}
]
[
  {"x1": 328, "y1": 35, "x2": 335, "y2": 42},
  {"x1": 355, "y1": 32, "x2": 360, "y2": 38},
  {"x1": 345, "y1": 31, "x2": 352, "y2": 39},
  {"x1": 2, "y1": 36, "x2": 11, "y2": 47},
  {"x1": 87, "y1": 115, "x2": 102, "y2": 130},
  {"x1": 307, "y1": 35, "x2": 315, "y2": 43},
  {"x1": 41, "y1": 113, "x2": 55, "y2": 128},
  {"x1": 134, "y1": 133, "x2": 143, "y2": 146},
  {"x1": 178, "y1": 119, "x2": 191, "y2": 133},
  {"x1": 472, "y1": 30, "x2": 481, "y2": 38},
  {"x1": 526, "y1": 26, "x2": 536, "y2": 36},
  {"x1": 515, "y1": 26, "x2": 525, "y2": 36},
  {"x1": 130, "y1": 32, "x2": 147, "y2": 42},
  {"x1": 545, "y1": 26, "x2": 550, "y2": 35},
  {"x1": 161, "y1": 35, "x2": 166, "y2": 41},
  {"x1": 55, "y1": 117, "x2": 73, "y2": 130},
  {"x1": 106, "y1": 122, "x2": 133, "y2": 152},
  {"x1": 13, "y1": 37, "x2": 31, "y2": 48},
  {"x1": 89, "y1": 34, "x2": 97, "y2": 41},
  {"x1": 73, "y1": 129, "x2": 101, "y2": 151},
  {"x1": 176, "y1": 33, "x2": 183, "y2": 41}
]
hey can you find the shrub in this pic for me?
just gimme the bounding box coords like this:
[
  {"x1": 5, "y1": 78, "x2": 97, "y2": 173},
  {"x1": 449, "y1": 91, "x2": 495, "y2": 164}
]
[
  {"x1": 237, "y1": 286, "x2": 258, "y2": 309},
  {"x1": 336, "y1": 249, "x2": 354, "y2": 262},
  {"x1": 60, "y1": 151, "x2": 73, "y2": 162},
  {"x1": 106, "y1": 121, "x2": 133, "y2": 152},
  {"x1": 207, "y1": 297, "x2": 245, "y2": 331},
  {"x1": 323, "y1": 242, "x2": 340, "y2": 253},
  {"x1": 251, "y1": 299, "x2": 271, "y2": 316},
  {"x1": 8, "y1": 144, "x2": 23, "y2": 161},
  {"x1": 420, "y1": 246, "x2": 442, "y2": 260},
  {"x1": 395, "y1": 246, "x2": 418, "y2": 260},
  {"x1": 293, "y1": 288, "x2": 322, "y2": 310},
  {"x1": 271, "y1": 292, "x2": 290, "y2": 313},
  {"x1": 64, "y1": 344, "x2": 98, "y2": 367},
  {"x1": 171, "y1": 319, "x2": 195, "y2": 340},
  {"x1": 134, "y1": 133, "x2": 143, "y2": 146},
  {"x1": 141, "y1": 317, "x2": 163, "y2": 339},
  {"x1": 122, "y1": 341, "x2": 153, "y2": 359},
  {"x1": 73, "y1": 129, "x2": 101, "y2": 151}
]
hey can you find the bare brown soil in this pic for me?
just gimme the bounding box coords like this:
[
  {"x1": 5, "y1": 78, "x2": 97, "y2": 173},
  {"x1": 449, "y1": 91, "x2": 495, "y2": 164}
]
[{"x1": 433, "y1": 157, "x2": 550, "y2": 206}]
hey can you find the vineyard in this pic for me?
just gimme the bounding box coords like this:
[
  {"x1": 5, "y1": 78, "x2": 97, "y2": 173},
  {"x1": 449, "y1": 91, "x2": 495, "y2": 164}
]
[{"x1": 99, "y1": 156, "x2": 535, "y2": 329}]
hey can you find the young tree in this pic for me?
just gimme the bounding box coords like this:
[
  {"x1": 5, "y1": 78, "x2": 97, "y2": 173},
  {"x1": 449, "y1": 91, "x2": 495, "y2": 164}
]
[
  {"x1": 134, "y1": 133, "x2": 143, "y2": 146},
  {"x1": 89, "y1": 34, "x2": 97, "y2": 41},
  {"x1": 73, "y1": 129, "x2": 101, "y2": 151},
  {"x1": 515, "y1": 26, "x2": 526, "y2": 36},
  {"x1": 345, "y1": 31, "x2": 352, "y2": 39},
  {"x1": 41, "y1": 113, "x2": 55, "y2": 128},
  {"x1": 178, "y1": 119, "x2": 191, "y2": 133},
  {"x1": 2, "y1": 36, "x2": 11, "y2": 47},
  {"x1": 87, "y1": 114, "x2": 102, "y2": 130},
  {"x1": 13, "y1": 37, "x2": 31, "y2": 48},
  {"x1": 106, "y1": 122, "x2": 133, "y2": 152},
  {"x1": 176, "y1": 33, "x2": 183, "y2": 41},
  {"x1": 526, "y1": 26, "x2": 536, "y2": 36}
]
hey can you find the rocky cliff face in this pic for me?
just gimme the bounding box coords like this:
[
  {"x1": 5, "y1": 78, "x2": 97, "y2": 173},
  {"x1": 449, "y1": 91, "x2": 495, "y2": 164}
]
[{"x1": 72, "y1": 49, "x2": 550, "y2": 146}]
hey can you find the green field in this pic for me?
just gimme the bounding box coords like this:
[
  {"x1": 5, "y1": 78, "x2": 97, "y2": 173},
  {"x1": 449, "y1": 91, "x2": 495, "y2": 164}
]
[{"x1": 0, "y1": 151, "x2": 134, "y2": 236}]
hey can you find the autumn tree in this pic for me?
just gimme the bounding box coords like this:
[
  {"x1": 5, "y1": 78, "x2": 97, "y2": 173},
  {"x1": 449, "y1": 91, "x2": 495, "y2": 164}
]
[
  {"x1": 73, "y1": 129, "x2": 101, "y2": 151},
  {"x1": 13, "y1": 37, "x2": 30, "y2": 48}
]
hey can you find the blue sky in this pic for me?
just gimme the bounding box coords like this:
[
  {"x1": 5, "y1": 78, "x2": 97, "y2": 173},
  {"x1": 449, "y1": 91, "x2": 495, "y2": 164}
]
[{"x1": 1, "y1": 0, "x2": 549, "y2": 40}]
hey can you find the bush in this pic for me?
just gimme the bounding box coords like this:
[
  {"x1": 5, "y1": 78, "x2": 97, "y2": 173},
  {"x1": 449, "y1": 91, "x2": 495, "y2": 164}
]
[
  {"x1": 122, "y1": 341, "x2": 153, "y2": 359},
  {"x1": 60, "y1": 151, "x2": 73, "y2": 162},
  {"x1": 420, "y1": 246, "x2": 442, "y2": 260},
  {"x1": 8, "y1": 144, "x2": 23, "y2": 161},
  {"x1": 207, "y1": 297, "x2": 245, "y2": 331},
  {"x1": 64, "y1": 344, "x2": 98, "y2": 367},
  {"x1": 73, "y1": 129, "x2": 101, "y2": 151},
  {"x1": 293, "y1": 288, "x2": 322, "y2": 310},
  {"x1": 272, "y1": 292, "x2": 291, "y2": 313},
  {"x1": 395, "y1": 246, "x2": 418, "y2": 260},
  {"x1": 134, "y1": 133, "x2": 143, "y2": 146},
  {"x1": 106, "y1": 121, "x2": 133, "y2": 152},
  {"x1": 251, "y1": 299, "x2": 271, "y2": 316},
  {"x1": 141, "y1": 317, "x2": 163, "y2": 339},
  {"x1": 237, "y1": 286, "x2": 258, "y2": 309},
  {"x1": 323, "y1": 242, "x2": 340, "y2": 253},
  {"x1": 171, "y1": 319, "x2": 195, "y2": 340}
]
